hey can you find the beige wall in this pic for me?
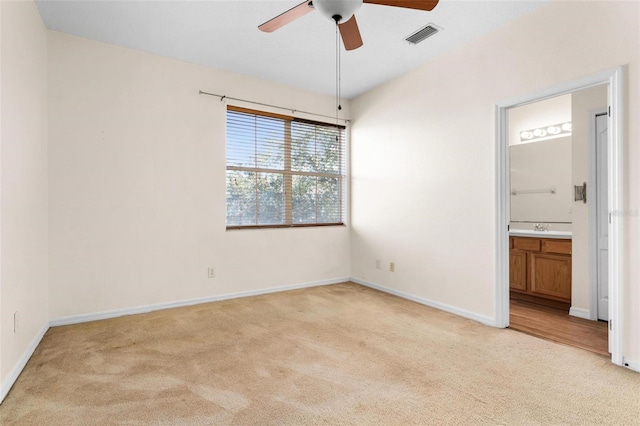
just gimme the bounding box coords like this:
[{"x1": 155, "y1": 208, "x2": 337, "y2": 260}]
[
  {"x1": 0, "y1": 0, "x2": 49, "y2": 383},
  {"x1": 571, "y1": 85, "x2": 608, "y2": 315},
  {"x1": 47, "y1": 32, "x2": 351, "y2": 320},
  {"x1": 350, "y1": 1, "x2": 639, "y2": 361}
]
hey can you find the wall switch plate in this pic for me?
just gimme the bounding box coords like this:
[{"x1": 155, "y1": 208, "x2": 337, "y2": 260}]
[
  {"x1": 375, "y1": 259, "x2": 381, "y2": 269},
  {"x1": 208, "y1": 267, "x2": 216, "y2": 278},
  {"x1": 390, "y1": 262, "x2": 395, "y2": 272}
]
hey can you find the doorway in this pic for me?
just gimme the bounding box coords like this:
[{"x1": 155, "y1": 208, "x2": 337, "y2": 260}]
[
  {"x1": 505, "y1": 88, "x2": 608, "y2": 356},
  {"x1": 495, "y1": 67, "x2": 625, "y2": 366}
]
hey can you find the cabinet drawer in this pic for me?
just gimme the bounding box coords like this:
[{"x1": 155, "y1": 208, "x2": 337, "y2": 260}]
[
  {"x1": 513, "y1": 237, "x2": 541, "y2": 252},
  {"x1": 542, "y1": 239, "x2": 572, "y2": 255}
]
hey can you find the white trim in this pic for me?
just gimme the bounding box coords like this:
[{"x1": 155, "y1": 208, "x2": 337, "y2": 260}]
[
  {"x1": 569, "y1": 307, "x2": 591, "y2": 320},
  {"x1": 495, "y1": 104, "x2": 510, "y2": 329},
  {"x1": 622, "y1": 358, "x2": 640, "y2": 373},
  {"x1": 50, "y1": 277, "x2": 349, "y2": 327},
  {"x1": 497, "y1": 69, "x2": 619, "y2": 110},
  {"x1": 588, "y1": 109, "x2": 608, "y2": 321},
  {"x1": 352, "y1": 278, "x2": 495, "y2": 327},
  {"x1": 495, "y1": 66, "x2": 626, "y2": 366},
  {"x1": 0, "y1": 322, "x2": 49, "y2": 404},
  {"x1": 608, "y1": 67, "x2": 624, "y2": 364}
]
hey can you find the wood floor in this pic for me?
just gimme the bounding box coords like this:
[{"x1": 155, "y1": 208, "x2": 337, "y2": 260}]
[{"x1": 509, "y1": 299, "x2": 609, "y2": 357}]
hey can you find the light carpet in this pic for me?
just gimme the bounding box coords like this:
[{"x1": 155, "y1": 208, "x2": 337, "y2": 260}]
[{"x1": 1, "y1": 282, "x2": 639, "y2": 425}]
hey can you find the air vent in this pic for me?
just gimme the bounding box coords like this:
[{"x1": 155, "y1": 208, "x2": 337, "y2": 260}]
[{"x1": 405, "y1": 24, "x2": 441, "y2": 45}]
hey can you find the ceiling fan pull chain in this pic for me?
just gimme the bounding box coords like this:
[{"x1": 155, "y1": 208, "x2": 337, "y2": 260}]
[
  {"x1": 335, "y1": 21, "x2": 342, "y2": 127},
  {"x1": 338, "y1": 25, "x2": 342, "y2": 112},
  {"x1": 335, "y1": 23, "x2": 339, "y2": 121}
]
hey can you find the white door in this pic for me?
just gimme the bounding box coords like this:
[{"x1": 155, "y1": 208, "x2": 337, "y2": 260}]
[{"x1": 596, "y1": 113, "x2": 608, "y2": 321}]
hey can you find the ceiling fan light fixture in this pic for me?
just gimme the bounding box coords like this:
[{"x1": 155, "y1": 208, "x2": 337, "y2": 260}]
[{"x1": 314, "y1": 0, "x2": 363, "y2": 23}]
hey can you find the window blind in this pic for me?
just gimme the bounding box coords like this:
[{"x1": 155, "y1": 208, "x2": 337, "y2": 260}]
[{"x1": 226, "y1": 106, "x2": 346, "y2": 229}]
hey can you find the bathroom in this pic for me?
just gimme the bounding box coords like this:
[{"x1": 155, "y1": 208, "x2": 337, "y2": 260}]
[{"x1": 507, "y1": 84, "x2": 609, "y2": 353}]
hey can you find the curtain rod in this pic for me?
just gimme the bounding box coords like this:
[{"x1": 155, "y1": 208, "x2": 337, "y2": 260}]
[{"x1": 198, "y1": 90, "x2": 350, "y2": 124}]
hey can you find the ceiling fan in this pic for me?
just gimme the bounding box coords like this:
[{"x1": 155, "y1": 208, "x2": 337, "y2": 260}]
[{"x1": 259, "y1": 0, "x2": 440, "y2": 51}]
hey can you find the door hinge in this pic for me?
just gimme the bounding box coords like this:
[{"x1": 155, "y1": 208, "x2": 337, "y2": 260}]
[
  {"x1": 609, "y1": 212, "x2": 612, "y2": 224},
  {"x1": 609, "y1": 319, "x2": 612, "y2": 331},
  {"x1": 608, "y1": 106, "x2": 611, "y2": 117}
]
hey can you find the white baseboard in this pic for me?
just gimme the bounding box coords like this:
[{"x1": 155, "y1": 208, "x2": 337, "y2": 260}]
[
  {"x1": 1, "y1": 322, "x2": 49, "y2": 404},
  {"x1": 622, "y1": 357, "x2": 640, "y2": 373},
  {"x1": 569, "y1": 307, "x2": 592, "y2": 320},
  {"x1": 351, "y1": 277, "x2": 496, "y2": 327},
  {"x1": 50, "y1": 277, "x2": 350, "y2": 327}
]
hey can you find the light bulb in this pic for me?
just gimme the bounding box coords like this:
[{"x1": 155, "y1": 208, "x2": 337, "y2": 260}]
[
  {"x1": 547, "y1": 126, "x2": 561, "y2": 135},
  {"x1": 533, "y1": 128, "x2": 547, "y2": 137},
  {"x1": 520, "y1": 131, "x2": 533, "y2": 140}
]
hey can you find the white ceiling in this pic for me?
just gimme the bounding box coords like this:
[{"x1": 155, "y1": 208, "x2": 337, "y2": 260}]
[{"x1": 35, "y1": 0, "x2": 549, "y2": 99}]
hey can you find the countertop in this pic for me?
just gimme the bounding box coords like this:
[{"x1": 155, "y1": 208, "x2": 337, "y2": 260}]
[{"x1": 509, "y1": 229, "x2": 572, "y2": 239}]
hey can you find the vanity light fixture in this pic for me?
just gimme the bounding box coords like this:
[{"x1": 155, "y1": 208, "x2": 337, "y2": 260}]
[{"x1": 519, "y1": 121, "x2": 572, "y2": 143}]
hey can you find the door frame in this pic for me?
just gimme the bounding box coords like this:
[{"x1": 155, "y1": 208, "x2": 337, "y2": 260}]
[
  {"x1": 494, "y1": 66, "x2": 625, "y2": 366},
  {"x1": 589, "y1": 110, "x2": 609, "y2": 322}
]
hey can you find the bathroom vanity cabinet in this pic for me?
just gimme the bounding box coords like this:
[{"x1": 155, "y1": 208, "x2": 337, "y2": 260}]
[{"x1": 509, "y1": 236, "x2": 572, "y2": 308}]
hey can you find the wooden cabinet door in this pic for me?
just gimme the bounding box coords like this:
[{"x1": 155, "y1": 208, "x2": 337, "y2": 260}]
[
  {"x1": 530, "y1": 253, "x2": 571, "y2": 301},
  {"x1": 509, "y1": 250, "x2": 527, "y2": 292}
]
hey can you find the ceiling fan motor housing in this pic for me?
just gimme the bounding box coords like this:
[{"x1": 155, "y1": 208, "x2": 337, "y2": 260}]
[{"x1": 314, "y1": 0, "x2": 363, "y2": 23}]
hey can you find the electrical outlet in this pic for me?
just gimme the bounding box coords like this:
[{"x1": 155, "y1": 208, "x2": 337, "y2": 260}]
[
  {"x1": 375, "y1": 259, "x2": 381, "y2": 269},
  {"x1": 390, "y1": 262, "x2": 395, "y2": 272},
  {"x1": 13, "y1": 311, "x2": 19, "y2": 333},
  {"x1": 208, "y1": 267, "x2": 216, "y2": 278}
]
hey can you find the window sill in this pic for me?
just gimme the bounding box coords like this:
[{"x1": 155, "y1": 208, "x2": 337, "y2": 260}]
[{"x1": 226, "y1": 223, "x2": 345, "y2": 231}]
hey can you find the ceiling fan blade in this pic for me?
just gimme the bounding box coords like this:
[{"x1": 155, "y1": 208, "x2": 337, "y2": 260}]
[
  {"x1": 338, "y1": 15, "x2": 364, "y2": 51},
  {"x1": 258, "y1": 1, "x2": 314, "y2": 33},
  {"x1": 363, "y1": 0, "x2": 439, "y2": 11}
]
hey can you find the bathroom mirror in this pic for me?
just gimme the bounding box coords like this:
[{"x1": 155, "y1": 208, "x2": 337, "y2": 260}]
[{"x1": 510, "y1": 137, "x2": 572, "y2": 223}]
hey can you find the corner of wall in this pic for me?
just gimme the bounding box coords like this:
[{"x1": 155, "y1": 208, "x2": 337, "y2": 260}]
[{"x1": 0, "y1": 0, "x2": 50, "y2": 403}]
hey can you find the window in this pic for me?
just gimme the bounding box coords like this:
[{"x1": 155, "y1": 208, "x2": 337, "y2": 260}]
[{"x1": 226, "y1": 106, "x2": 346, "y2": 229}]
